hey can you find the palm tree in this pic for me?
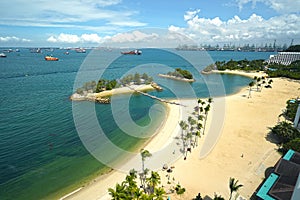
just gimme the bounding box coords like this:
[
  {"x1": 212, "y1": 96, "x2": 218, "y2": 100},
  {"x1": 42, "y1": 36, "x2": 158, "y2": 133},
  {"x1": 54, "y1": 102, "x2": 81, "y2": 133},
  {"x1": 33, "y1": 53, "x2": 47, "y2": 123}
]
[
  {"x1": 175, "y1": 184, "x2": 186, "y2": 198},
  {"x1": 203, "y1": 103, "x2": 211, "y2": 135},
  {"x1": 179, "y1": 120, "x2": 188, "y2": 155},
  {"x1": 193, "y1": 193, "x2": 203, "y2": 200},
  {"x1": 108, "y1": 183, "x2": 127, "y2": 200},
  {"x1": 270, "y1": 121, "x2": 300, "y2": 143},
  {"x1": 256, "y1": 77, "x2": 261, "y2": 91},
  {"x1": 146, "y1": 171, "x2": 161, "y2": 194},
  {"x1": 213, "y1": 193, "x2": 225, "y2": 200},
  {"x1": 229, "y1": 177, "x2": 243, "y2": 200},
  {"x1": 140, "y1": 149, "x2": 152, "y2": 191},
  {"x1": 248, "y1": 81, "x2": 255, "y2": 98},
  {"x1": 140, "y1": 149, "x2": 152, "y2": 172},
  {"x1": 194, "y1": 130, "x2": 201, "y2": 146},
  {"x1": 188, "y1": 116, "x2": 197, "y2": 148},
  {"x1": 154, "y1": 187, "x2": 166, "y2": 200}
]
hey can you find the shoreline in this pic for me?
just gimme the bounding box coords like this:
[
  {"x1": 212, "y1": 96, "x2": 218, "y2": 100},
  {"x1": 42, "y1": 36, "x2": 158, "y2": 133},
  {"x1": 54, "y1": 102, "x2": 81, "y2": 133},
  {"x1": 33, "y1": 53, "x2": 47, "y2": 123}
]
[
  {"x1": 63, "y1": 100, "x2": 182, "y2": 200},
  {"x1": 158, "y1": 73, "x2": 195, "y2": 82},
  {"x1": 70, "y1": 84, "x2": 156, "y2": 102},
  {"x1": 65, "y1": 71, "x2": 300, "y2": 200},
  {"x1": 205, "y1": 69, "x2": 268, "y2": 79}
]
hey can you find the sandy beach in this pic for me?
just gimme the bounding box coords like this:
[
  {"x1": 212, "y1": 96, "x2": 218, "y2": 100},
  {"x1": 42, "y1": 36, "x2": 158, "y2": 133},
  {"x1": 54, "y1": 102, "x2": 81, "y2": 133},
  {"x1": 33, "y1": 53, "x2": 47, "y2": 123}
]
[{"x1": 65, "y1": 71, "x2": 300, "y2": 200}]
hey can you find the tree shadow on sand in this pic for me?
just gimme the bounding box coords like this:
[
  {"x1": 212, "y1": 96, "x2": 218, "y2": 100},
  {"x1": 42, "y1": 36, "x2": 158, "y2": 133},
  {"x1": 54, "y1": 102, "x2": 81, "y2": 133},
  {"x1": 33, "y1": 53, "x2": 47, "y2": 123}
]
[{"x1": 265, "y1": 130, "x2": 281, "y2": 145}]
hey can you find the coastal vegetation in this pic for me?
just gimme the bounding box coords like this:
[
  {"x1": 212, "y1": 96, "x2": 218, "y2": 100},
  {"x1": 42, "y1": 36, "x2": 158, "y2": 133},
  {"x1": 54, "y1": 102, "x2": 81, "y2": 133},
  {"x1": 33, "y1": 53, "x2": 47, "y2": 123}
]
[
  {"x1": 248, "y1": 76, "x2": 273, "y2": 98},
  {"x1": 193, "y1": 177, "x2": 243, "y2": 200},
  {"x1": 108, "y1": 149, "x2": 186, "y2": 200},
  {"x1": 214, "y1": 59, "x2": 265, "y2": 71},
  {"x1": 71, "y1": 73, "x2": 159, "y2": 103},
  {"x1": 229, "y1": 177, "x2": 243, "y2": 200},
  {"x1": 266, "y1": 60, "x2": 300, "y2": 80},
  {"x1": 203, "y1": 58, "x2": 300, "y2": 80},
  {"x1": 159, "y1": 68, "x2": 194, "y2": 82},
  {"x1": 179, "y1": 98, "x2": 212, "y2": 159},
  {"x1": 285, "y1": 45, "x2": 300, "y2": 52},
  {"x1": 269, "y1": 98, "x2": 300, "y2": 153},
  {"x1": 75, "y1": 73, "x2": 154, "y2": 95}
]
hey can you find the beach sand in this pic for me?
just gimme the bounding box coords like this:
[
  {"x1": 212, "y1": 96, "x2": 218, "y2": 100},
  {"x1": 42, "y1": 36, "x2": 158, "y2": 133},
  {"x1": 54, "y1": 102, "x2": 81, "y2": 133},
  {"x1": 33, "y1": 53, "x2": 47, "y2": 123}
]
[{"x1": 65, "y1": 71, "x2": 300, "y2": 200}]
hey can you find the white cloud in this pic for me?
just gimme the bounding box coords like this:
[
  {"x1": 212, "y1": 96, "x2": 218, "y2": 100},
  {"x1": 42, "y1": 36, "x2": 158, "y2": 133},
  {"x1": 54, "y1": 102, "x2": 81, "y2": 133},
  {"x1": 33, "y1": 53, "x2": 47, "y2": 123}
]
[
  {"x1": 236, "y1": 0, "x2": 300, "y2": 13},
  {"x1": 100, "y1": 29, "x2": 196, "y2": 48},
  {"x1": 109, "y1": 31, "x2": 159, "y2": 43},
  {"x1": 169, "y1": 10, "x2": 300, "y2": 44},
  {"x1": 47, "y1": 33, "x2": 106, "y2": 44},
  {"x1": 0, "y1": 0, "x2": 146, "y2": 30},
  {"x1": 0, "y1": 36, "x2": 31, "y2": 42},
  {"x1": 184, "y1": 9, "x2": 201, "y2": 21}
]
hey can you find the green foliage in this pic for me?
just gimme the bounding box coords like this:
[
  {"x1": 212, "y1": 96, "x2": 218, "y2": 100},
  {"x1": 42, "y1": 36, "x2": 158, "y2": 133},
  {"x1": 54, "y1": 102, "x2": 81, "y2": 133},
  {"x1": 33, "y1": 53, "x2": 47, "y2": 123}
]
[
  {"x1": 270, "y1": 121, "x2": 300, "y2": 143},
  {"x1": 212, "y1": 57, "x2": 300, "y2": 80},
  {"x1": 285, "y1": 45, "x2": 300, "y2": 52},
  {"x1": 175, "y1": 184, "x2": 186, "y2": 195},
  {"x1": 95, "y1": 79, "x2": 118, "y2": 92},
  {"x1": 267, "y1": 61, "x2": 300, "y2": 80},
  {"x1": 167, "y1": 68, "x2": 193, "y2": 79},
  {"x1": 76, "y1": 88, "x2": 84, "y2": 95},
  {"x1": 108, "y1": 168, "x2": 168, "y2": 200},
  {"x1": 285, "y1": 99, "x2": 300, "y2": 121},
  {"x1": 215, "y1": 59, "x2": 265, "y2": 71},
  {"x1": 283, "y1": 138, "x2": 300, "y2": 152},
  {"x1": 175, "y1": 68, "x2": 193, "y2": 79},
  {"x1": 120, "y1": 73, "x2": 153, "y2": 85},
  {"x1": 213, "y1": 193, "x2": 225, "y2": 200},
  {"x1": 229, "y1": 177, "x2": 243, "y2": 200}
]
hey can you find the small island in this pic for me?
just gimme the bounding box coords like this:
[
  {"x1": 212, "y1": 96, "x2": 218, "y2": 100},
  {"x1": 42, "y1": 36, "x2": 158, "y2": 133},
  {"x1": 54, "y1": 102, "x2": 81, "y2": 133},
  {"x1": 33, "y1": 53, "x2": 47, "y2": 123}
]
[
  {"x1": 70, "y1": 73, "x2": 162, "y2": 103},
  {"x1": 158, "y1": 68, "x2": 195, "y2": 82}
]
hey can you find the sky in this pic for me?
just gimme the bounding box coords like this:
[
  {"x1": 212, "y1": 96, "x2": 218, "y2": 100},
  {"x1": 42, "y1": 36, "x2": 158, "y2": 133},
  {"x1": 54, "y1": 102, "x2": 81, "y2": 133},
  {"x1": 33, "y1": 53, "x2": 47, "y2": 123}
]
[{"x1": 0, "y1": 0, "x2": 299, "y2": 47}]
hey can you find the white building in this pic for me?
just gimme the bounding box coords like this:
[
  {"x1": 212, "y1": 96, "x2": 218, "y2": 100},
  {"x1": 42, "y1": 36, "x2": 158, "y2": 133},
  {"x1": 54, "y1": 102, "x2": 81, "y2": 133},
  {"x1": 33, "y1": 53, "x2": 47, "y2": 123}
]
[{"x1": 267, "y1": 52, "x2": 300, "y2": 65}]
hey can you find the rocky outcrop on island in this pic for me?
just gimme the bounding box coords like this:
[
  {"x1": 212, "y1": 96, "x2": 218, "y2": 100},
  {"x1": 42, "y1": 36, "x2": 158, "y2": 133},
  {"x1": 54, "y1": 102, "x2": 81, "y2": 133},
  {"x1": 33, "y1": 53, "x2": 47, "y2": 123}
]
[{"x1": 201, "y1": 63, "x2": 217, "y2": 74}]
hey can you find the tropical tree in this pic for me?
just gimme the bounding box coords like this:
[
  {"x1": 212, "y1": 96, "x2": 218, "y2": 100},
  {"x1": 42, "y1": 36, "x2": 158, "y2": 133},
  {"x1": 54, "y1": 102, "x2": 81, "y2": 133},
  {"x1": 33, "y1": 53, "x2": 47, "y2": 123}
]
[
  {"x1": 188, "y1": 116, "x2": 197, "y2": 148},
  {"x1": 140, "y1": 149, "x2": 152, "y2": 191},
  {"x1": 179, "y1": 120, "x2": 188, "y2": 155},
  {"x1": 283, "y1": 138, "x2": 300, "y2": 152},
  {"x1": 256, "y1": 77, "x2": 261, "y2": 91},
  {"x1": 229, "y1": 177, "x2": 243, "y2": 200},
  {"x1": 140, "y1": 149, "x2": 152, "y2": 172},
  {"x1": 270, "y1": 121, "x2": 300, "y2": 143},
  {"x1": 203, "y1": 103, "x2": 211, "y2": 134},
  {"x1": 146, "y1": 171, "x2": 161, "y2": 194},
  {"x1": 193, "y1": 193, "x2": 203, "y2": 200},
  {"x1": 248, "y1": 81, "x2": 255, "y2": 98},
  {"x1": 213, "y1": 193, "x2": 225, "y2": 200},
  {"x1": 175, "y1": 184, "x2": 186, "y2": 196},
  {"x1": 154, "y1": 187, "x2": 166, "y2": 200},
  {"x1": 108, "y1": 183, "x2": 127, "y2": 200}
]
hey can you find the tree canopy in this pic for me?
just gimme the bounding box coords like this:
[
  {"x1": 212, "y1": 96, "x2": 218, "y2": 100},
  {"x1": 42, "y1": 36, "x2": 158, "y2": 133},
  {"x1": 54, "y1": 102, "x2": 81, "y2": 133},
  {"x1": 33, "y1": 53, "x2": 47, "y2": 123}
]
[
  {"x1": 166, "y1": 68, "x2": 193, "y2": 79},
  {"x1": 285, "y1": 45, "x2": 300, "y2": 52}
]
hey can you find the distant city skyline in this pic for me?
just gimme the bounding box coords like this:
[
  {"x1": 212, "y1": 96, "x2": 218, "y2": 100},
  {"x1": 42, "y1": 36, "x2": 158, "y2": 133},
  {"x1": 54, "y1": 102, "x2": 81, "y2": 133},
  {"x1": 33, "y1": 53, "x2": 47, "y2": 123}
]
[{"x1": 0, "y1": 0, "x2": 299, "y2": 47}]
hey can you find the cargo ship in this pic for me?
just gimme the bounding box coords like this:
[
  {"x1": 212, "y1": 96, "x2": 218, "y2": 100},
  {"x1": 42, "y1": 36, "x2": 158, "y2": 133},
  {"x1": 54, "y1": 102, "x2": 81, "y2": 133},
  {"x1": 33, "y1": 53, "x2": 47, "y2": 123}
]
[
  {"x1": 121, "y1": 49, "x2": 142, "y2": 55},
  {"x1": 45, "y1": 55, "x2": 59, "y2": 61}
]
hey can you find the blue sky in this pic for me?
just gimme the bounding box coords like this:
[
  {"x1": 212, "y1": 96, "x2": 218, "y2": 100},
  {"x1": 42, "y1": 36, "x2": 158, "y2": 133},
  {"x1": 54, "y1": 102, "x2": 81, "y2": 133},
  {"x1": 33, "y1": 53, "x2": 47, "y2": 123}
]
[{"x1": 0, "y1": 0, "x2": 299, "y2": 47}]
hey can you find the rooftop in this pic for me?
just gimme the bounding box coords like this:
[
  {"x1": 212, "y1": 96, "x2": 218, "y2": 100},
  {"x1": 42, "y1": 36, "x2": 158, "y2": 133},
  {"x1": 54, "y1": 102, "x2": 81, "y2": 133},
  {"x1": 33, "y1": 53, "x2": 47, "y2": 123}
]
[{"x1": 256, "y1": 149, "x2": 300, "y2": 200}]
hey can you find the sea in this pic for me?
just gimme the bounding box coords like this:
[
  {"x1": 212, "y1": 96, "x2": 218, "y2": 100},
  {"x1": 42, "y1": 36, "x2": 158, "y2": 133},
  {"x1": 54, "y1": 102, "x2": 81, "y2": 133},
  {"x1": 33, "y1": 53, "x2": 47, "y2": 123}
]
[{"x1": 0, "y1": 48, "x2": 274, "y2": 199}]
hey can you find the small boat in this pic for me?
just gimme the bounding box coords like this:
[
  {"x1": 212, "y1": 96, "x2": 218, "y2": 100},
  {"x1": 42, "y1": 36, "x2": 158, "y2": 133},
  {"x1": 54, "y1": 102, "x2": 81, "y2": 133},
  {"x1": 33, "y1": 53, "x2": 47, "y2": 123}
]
[
  {"x1": 45, "y1": 55, "x2": 59, "y2": 61},
  {"x1": 0, "y1": 53, "x2": 7, "y2": 57},
  {"x1": 75, "y1": 48, "x2": 86, "y2": 53},
  {"x1": 121, "y1": 49, "x2": 142, "y2": 55},
  {"x1": 64, "y1": 51, "x2": 69, "y2": 55}
]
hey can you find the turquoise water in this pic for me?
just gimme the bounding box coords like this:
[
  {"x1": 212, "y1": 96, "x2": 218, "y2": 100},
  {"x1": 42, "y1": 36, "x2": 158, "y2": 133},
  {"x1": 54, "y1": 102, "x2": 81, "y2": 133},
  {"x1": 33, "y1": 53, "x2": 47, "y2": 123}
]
[{"x1": 0, "y1": 48, "x2": 273, "y2": 199}]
